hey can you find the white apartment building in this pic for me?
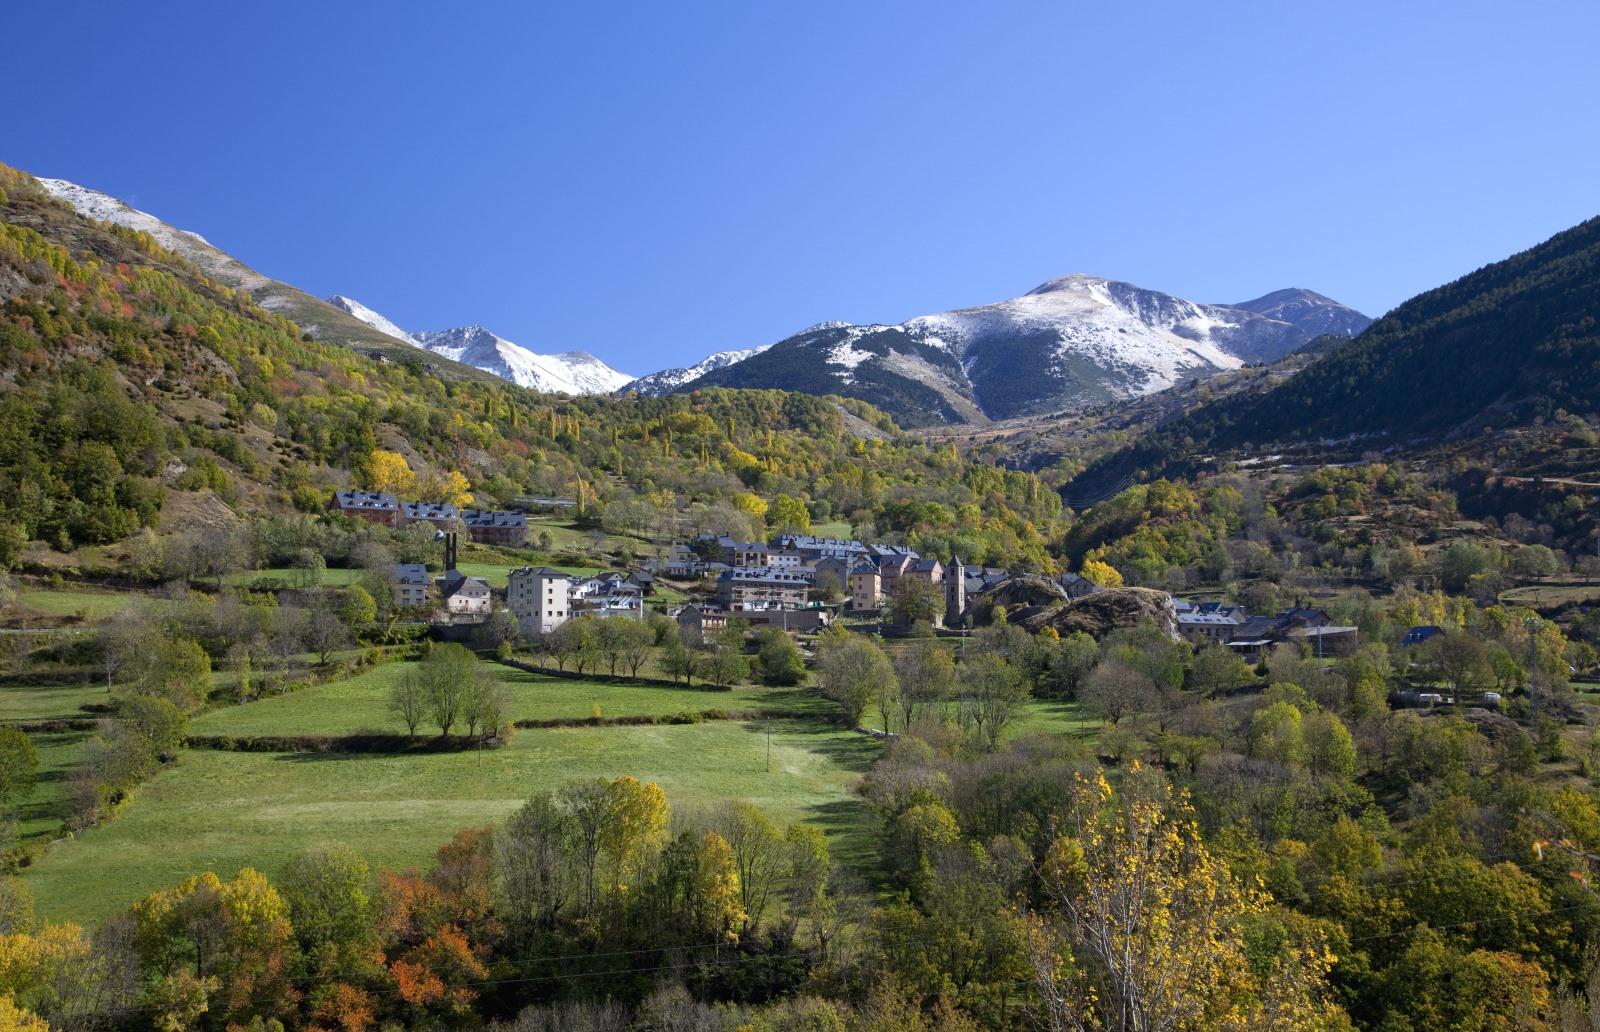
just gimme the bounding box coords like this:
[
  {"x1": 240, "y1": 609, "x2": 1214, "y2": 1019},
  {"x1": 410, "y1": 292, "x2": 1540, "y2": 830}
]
[{"x1": 507, "y1": 566, "x2": 575, "y2": 635}]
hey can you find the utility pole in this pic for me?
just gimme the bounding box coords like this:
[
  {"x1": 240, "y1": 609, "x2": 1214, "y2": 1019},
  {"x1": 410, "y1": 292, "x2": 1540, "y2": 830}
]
[{"x1": 766, "y1": 722, "x2": 772, "y2": 773}]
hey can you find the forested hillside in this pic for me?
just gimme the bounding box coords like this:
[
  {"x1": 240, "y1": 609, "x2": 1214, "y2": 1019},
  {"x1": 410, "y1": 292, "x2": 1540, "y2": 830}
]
[
  {"x1": 1077, "y1": 215, "x2": 1600, "y2": 489},
  {"x1": 0, "y1": 162, "x2": 1063, "y2": 568},
  {"x1": 6, "y1": 156, "x2": 1600, "y2": 1032}
]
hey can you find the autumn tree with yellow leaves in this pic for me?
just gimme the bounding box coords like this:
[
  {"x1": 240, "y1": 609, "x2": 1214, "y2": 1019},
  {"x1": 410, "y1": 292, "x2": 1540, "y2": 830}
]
[
  {"x1": 418, "y1": 469, "x2": 474, "y2": 509},
  {"x1": 1024, "y1": 764, "x2": 1350, "y2": 1032},
  {"x1": 360, "y1": 449, "x2": 418, "y2": 497}
]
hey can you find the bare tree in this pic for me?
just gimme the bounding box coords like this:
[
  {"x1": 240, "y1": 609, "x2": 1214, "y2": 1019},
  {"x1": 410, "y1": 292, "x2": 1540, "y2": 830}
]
[
  {"x1": 618, "y1": 620, "x2": 656, "y2": 679},
  {"x1": 1080, "y1": 660, "x2": 1160, "y2": 726},
  {"x1": 267, "y1": 607, "x2": 310, "y2": 690},
  {"x1": 304, "y1": 608, "x2": 352, "y2": 666},
  {"x1": 894, "y1": 639, "x2": 957, "y2": 729},
  {"x1": 465, "y1": 668, "x2": 510, "y2": 738},
  {"x1": 389, "y1": 671, "x2": 427, "y2": 737},
  {"x1": 97, "y1": 606, "x2": 154, "y2": 692},
  {"x1": 958, "y1": 652, "x2": 1030, "y2": 750}
]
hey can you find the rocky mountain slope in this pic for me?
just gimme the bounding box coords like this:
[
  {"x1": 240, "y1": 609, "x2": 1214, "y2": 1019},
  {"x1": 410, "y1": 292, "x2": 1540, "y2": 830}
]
[
  {"x1": 1075, "y1": 214, "x2": 1600, "y2": 486},
  {"x1": 1226, "y1": 287, "x2": 1373, "y2": 340},
  {"x1": 658, "y1": 275, "x2": 1369, "y2": 427}
]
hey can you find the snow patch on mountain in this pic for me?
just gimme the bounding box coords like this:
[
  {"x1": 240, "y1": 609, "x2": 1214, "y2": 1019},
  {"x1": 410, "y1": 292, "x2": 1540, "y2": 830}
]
[
  {"x1": 624, "y1": 343, "x2": 788, "y2": 395},
  {"x1": 35, "y1": 178, "x2": 213, "y2": 248},
  {"x1": 414, "y1": 327, "x2": 631, "y2": 395},
  {"x1": 327, "y1": 296, "x2": 420, "y2": 347},
  {"x1": 825, "y1": 328, "x2": 886, "y2": 381}
]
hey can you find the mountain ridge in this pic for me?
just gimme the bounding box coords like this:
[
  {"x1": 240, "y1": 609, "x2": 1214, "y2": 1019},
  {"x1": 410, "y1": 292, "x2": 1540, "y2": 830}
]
[
  {"x1": 32, "y1": 173, "x2": 1371, "y2": 419},
  {"x1": 662, "y1": 275, "x2": 1371, "y2": 427},
  {"x1": 1072, "y1": 214, "x2": 1600, "y2": 488}
]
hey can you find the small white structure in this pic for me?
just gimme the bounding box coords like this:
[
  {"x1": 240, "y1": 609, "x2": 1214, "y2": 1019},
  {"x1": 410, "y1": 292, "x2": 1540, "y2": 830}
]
[{"x1": 439, "y1": 570, "x2": 492, "y2": 617}]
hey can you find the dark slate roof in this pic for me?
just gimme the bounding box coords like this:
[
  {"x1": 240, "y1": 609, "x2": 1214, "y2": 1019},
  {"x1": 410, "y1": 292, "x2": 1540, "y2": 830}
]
[
  {"x1": 678, "y1": 603, "x2": 729, "y2": 619},
  {"x1": 719, "y1": 568, "x2": 811, "y2": 584},
  {"x1": 1233, "y1": 616, "x2": 1283, "y2": 640},
  {"x1": 403, "y1": 501, "x2": 459, "y2": 521},
  {"x1": 460, "y1": 509, "x2": 527, "y2": 529},
  {"x1": 771, "y1": 534, "x2": 867, "y2": 553},
  {"x1": 1179, "y1": 613, "x2": 1238, "y2": 627},
  {"x1": 392, "y1": 563, "x2": 429, "y2": 584},
  {"x1": 440, "y1": 570, "x2": 491, "y2": 597},
  {"x1": 334, "y1": 490, "x2": 399, "y2": 511}
]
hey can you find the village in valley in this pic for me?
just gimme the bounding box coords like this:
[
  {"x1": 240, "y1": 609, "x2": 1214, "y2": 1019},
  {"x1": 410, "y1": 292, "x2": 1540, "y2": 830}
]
[{"x1": 334, "y1": 486, "x2": 1374, "y2": 679}]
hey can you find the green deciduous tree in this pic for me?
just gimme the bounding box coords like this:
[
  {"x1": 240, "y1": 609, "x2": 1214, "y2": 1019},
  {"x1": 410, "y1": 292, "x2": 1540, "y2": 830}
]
[
  {"x1": 769, "y1": 494, "x2": 811, "y2": 534},
  {"x1": 415, "y1": 643, "x2": 477, "y2": 736},
  {"x1": 958, "y1": 653, "x2": 1031, "y2": 750},
  {"x1": 0, "y1": 728, "x2": 38, "y2": 807},
  {"x1": 886, "y1": 577, "x2": 945, "y2": 627},
  {"x1": 815, "y1": 629, "x2": 893, "y2": 727},
  {"x1": 755, "y1": 628, "x2": 805, "y2": 686}
]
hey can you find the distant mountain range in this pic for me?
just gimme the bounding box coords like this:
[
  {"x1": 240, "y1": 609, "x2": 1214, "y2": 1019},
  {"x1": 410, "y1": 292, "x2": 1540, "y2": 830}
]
[
  {"x1": 37, "y1": 174, "x2": 1372, "y2": 419},
  {"x1": 622, "y1": 343, "x2": 777, "y2": 396},
  {"x1": 633, "y1": 277, "x2": 1371, "y2": 427},
  {"x1": 36, "y1": 178, "x2": 634, "y2": 396}
]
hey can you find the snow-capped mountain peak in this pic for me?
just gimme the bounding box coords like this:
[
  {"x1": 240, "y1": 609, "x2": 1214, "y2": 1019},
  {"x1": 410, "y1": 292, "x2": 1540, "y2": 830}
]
[
  {"x1": 1227, "y1": 288, "x2": 1374, "y2": 339},
  {"x1": 326, "y1": 298, "x2": 633, "y2": 395},
  {"x1": 622, "y1": 344, "x2": 776, "y2": 395},
  {"x1": 660, "y1": 275, "x2": 1372, "y2": 427},
  {"x1": 327, "y1": 296, "x2": 420, "y2": 347},
  {"x1": 412, "y1": 326, "x2": 632, "y2": 396}
]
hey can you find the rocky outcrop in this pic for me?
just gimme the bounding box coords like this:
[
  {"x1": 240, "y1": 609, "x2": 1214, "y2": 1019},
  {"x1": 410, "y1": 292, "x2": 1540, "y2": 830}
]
[
  {"x1": 965, "y1": 576, "x2": 1069, "y2": 626},
  {"x1": 1016, "y1": 587, "x2": 1178, "y2": 641}
]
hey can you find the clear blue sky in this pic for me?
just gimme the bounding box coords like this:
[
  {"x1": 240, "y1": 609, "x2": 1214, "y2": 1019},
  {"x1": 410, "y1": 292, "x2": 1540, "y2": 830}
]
[{"x1": 9, "y1": 1, "x2": 1599, "y2": 375}]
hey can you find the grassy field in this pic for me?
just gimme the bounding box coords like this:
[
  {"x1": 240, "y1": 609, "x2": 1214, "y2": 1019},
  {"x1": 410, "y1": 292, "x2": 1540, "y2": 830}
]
[
  {"x1": 190, "y1": 662, "x2": 834, "y2": 737},
  {"x1": 24, "y1": 718, "x2": 879, "y2": 926},
  {"x1": 15, "y1": 731, "x2": 89, "y2": 843},
  {"x1": 225, "y1": 567, "x2": 367, "y2": 590},
  {"x1": 450, "y1": 562, "x2": 602, "y2": 587},
  {"x1": 0, "y1": 681, "x2": 104, "y2": 722},
  {"x1": 522, "y1": 519, "x2": 639, "y2": 555},
  {"x1": 1499, "y1": 584, "x2": 1600, "y2": 608},
  {"x1": 1006, "y1": 698, "x2": 1096, "y2": 740},
  {"x1": 13, "y1": 589, "x2": 140, "y2": 623}
]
